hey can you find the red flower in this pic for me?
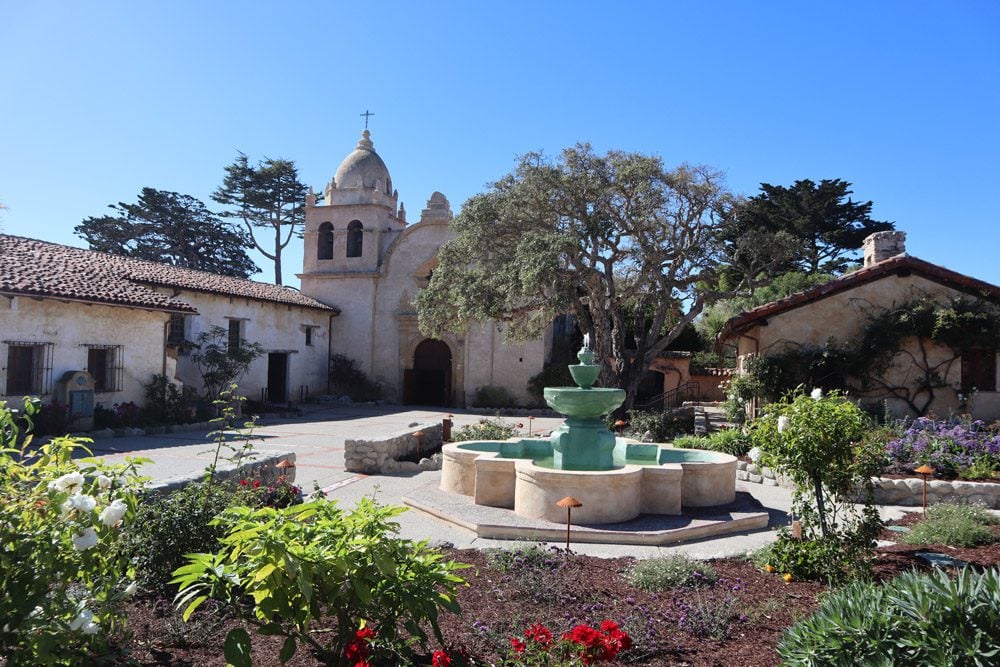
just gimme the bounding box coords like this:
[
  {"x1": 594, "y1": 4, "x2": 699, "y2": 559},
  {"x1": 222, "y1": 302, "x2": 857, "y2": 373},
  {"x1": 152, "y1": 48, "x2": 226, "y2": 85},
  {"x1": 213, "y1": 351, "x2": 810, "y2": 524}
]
[
  {"x1": 524, "y1": 623, "x2": 553, "y2": 647},
  {"x1": 239, "y1": 479, "x2": 248, "y2": 486},
  {"x1": 252, "y1": 479, "x2": 261, "y2": 488},
  {"x1": 355, "y1": 627, "x2": 376, "y2": 642},
  {"x1": 344, "y1": 639, "x2": 368, "y2": 662},
  {"x1": 599, "y1": 620, "x2": 619, "y2": 634},
  {"x1": 432, "y1": 650, "x2": 451, "y2": 667},
  {"x1": 563, "y1": 624, "x2": 601, "y2": 647},
  {"x1": 510, "y1": 637, "x2": 526, "y2": 653}
]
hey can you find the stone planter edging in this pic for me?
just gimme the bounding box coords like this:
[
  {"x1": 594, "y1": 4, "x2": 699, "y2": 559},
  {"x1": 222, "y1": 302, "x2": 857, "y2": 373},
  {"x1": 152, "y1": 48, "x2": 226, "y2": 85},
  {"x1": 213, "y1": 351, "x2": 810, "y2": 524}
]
[{"x1": 736, "y1": 460, "x2": 1000, "y2": 508}]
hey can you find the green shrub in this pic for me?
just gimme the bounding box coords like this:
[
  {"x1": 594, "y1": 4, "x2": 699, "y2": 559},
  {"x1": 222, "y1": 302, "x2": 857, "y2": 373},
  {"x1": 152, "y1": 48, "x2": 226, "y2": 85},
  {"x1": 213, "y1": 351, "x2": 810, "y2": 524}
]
[
  {"x1": 328, "y1": 353, "x2": 382, "y2": 402},
  {"x1": 752, "y1": 533, "x2": 857, "y2": 583},
  {"x1": 172, "y1": 498, "x2": 467, "y2": 666},
  {"x1": 902, "y1": 502, "x2": 999, "y2": 548},
  {"x1": 143, "y1": 374, "x2": 196, "y2": 424},
  {"x1": 627, "y1": 555, "x2": 717, "y2": 591},
  {"x1": 1, "y1": 398, "x2": 148, "y2": 663},
  {"x1": 472, "y1": 385, "x2": 518, "y2": 408},
  {"x1": 707, "y1": 429, "x2": 751, "y2": 456},
  {"x1": 527, "y1": 364, "x2": 574, "y2": 402},
  {"x1": 118, "y1": 481, "x2": 251, "y2": 593},
  {"x1": 451, "y1": 417, "x2": 518, "y2": 442},
  {"x1": 671, "y1": 435, "x2": 710, "y2": 449},
  {"x1": 625, "y1": 408, "x2": 695, "y2": 442},
  {"x1": 779, "y1": 568, "x2": 1000, "y2": 666}
]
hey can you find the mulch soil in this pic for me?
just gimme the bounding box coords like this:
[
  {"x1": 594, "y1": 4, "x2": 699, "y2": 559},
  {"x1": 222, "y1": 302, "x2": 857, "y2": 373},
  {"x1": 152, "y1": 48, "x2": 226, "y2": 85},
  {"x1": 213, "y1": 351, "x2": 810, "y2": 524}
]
[{"x1": 115, "y1": 514, "x2": 1000, "y2": 667}]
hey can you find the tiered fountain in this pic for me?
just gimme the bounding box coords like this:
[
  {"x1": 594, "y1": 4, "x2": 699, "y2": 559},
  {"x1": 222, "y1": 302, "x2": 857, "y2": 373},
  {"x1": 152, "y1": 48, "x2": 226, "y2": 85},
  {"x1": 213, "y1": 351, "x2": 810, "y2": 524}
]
[{"x1": 439, "y1": 337, "x2": 738, "y2": 524}]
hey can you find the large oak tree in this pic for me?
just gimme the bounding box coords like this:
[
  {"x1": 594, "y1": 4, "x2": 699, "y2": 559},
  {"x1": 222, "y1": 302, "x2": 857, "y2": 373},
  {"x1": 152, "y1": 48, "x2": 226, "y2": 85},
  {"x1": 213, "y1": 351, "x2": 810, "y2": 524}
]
[
  {"x1": 212, "y1": 153, "x2": 307, "y2": 285},
  {"x1": 75, "y1": 188, "x2": 259, "y2": 278},
  {"x1": 415, "y1": 144, "x2": 737, "y2": 410}
]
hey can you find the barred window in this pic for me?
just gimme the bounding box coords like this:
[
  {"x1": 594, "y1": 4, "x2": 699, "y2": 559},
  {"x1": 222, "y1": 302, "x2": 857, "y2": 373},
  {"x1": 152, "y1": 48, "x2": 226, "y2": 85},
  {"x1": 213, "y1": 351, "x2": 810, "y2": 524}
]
[
  {"x1": 83, "y1": 344, "x2": 124, "y2": 392},
  {"x1": 3, "y1": 341, "x2": 54, "y2": 396},
  {"x1": 228, "y1": 319, "x2": 242, "y2": 358},
  {"x1": 167, "y1": 314, "x2": 187, "y2": 345}
]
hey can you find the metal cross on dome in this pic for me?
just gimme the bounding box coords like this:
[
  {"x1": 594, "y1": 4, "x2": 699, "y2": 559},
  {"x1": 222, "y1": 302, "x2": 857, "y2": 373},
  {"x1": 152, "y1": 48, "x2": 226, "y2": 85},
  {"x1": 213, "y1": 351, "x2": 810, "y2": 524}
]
[{"x1": 360, "y1": 109, "x2": 375, "y2": 129}]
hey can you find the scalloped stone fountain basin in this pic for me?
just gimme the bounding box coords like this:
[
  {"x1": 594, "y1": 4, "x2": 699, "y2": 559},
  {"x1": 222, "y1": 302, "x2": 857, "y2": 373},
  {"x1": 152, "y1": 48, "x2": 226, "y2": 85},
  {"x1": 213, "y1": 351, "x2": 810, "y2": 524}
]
[
  {"x1": 440, "y1": 438, "x2": 737, "y2": 524},
  {"x1": 439, "y1": 343, "x2": 737, "y2": 525}
]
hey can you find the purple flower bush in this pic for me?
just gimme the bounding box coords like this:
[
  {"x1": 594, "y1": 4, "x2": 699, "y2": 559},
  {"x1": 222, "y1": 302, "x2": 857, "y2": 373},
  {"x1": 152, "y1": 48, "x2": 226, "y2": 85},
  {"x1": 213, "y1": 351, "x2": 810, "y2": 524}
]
[{"x1": 885, "y1": 417, "x2": 1000, "y2": 478}]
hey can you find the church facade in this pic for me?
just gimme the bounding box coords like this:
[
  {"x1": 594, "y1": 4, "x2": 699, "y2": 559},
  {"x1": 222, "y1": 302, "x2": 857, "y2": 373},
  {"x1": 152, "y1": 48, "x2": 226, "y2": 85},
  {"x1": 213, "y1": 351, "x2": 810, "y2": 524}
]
[{"x1": 298, "y1": 130, "x2": 549, "y2": 407}]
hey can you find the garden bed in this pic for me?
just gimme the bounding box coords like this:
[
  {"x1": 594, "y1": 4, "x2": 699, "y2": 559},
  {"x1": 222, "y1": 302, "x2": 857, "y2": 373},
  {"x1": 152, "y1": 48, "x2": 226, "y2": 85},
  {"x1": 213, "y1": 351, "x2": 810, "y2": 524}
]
[{"x1": 115, "y1": 538, "x2": 1000, "y2": 666}]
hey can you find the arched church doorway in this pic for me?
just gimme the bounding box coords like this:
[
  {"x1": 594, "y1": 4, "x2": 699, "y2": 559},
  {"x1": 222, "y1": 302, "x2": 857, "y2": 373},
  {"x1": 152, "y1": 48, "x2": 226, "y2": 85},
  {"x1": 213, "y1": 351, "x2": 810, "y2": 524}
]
[{"x1": 404, "y1": 339, "x2": 452, "y2": 406}]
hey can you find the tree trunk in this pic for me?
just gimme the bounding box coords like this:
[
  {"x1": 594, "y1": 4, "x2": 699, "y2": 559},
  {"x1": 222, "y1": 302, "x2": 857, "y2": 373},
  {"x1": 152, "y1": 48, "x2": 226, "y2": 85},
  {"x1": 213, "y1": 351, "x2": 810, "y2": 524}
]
[
  {"x1": 812, "y1": 472, "x2": 828, "y2": 538},
  {"x1": 273, "y1": 224, "x2": 283, "y2": 285}
]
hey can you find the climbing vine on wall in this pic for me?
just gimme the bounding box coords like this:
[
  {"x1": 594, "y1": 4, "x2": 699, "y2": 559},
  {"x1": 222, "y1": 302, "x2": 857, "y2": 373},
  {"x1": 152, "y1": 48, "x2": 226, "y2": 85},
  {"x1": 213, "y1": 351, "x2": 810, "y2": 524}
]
[{"x1": 747, "y1": 296, "x2": 1000, "y2": 417}]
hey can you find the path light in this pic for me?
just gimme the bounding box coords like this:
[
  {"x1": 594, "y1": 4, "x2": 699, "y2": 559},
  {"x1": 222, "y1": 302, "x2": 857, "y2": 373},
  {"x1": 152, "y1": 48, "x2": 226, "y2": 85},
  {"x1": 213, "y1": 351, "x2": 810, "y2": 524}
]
[
  {"x1": 914, "y1": 464, "x2": 935, "y2": 512},
  {"x1": 614, "y1": 419, "x2": 627, "y2": 435},
  {"x1": 557, "y1": 496, "x2": 583, "y2": 553},
  {"x1": 442, "y1": 416, "x2": 453, "y2": 442},
  {"x1": 528, "y1": 415, "x2": 534, "y2": 436},
  {"x1": 413, "y1": 430, "x2": 424, "y2": 458},
  {"x1": 275, "y1": 459, "x2": 295, "y2": 470}
]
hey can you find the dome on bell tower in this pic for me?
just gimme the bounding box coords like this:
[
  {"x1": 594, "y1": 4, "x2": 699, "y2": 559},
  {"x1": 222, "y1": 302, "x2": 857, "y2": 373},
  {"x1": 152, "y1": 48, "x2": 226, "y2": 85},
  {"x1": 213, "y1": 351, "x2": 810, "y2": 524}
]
[{"x1": 333, "y1": 130, "x2": 393, "y2": 196}]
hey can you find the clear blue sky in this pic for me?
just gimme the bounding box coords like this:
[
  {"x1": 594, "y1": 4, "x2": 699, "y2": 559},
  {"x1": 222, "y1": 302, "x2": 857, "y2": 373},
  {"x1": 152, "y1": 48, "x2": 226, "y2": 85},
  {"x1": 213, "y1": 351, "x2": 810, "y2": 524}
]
[{"x1": 2, "y1": 1, "x2": 998, "y2": 288}]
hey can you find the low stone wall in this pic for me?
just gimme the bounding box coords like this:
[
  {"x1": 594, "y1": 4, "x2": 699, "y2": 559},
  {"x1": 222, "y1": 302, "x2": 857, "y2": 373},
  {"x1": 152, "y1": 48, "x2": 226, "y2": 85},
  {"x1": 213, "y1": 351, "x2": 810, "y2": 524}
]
[
  {"x1": 148, "y1": 452, "x2": 297, "y2": 496},
  {"x1": 737, "y1": 460, "x2": 1000, "y2": 508},
  {"x1": 345, "y1": 423, "x2": 444, "y2": 474}
]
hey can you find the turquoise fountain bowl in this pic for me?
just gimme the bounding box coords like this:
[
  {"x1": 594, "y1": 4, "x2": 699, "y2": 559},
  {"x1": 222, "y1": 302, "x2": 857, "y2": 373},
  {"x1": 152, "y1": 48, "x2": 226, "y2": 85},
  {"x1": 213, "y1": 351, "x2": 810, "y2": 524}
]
[{"x1": 543, "y1": 386, "x2": 626, "y2": 418}]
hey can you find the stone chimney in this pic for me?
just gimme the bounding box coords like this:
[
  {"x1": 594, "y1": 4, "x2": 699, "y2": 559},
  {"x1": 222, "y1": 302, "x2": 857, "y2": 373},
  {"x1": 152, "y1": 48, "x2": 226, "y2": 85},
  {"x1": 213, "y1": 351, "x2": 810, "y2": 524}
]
[{"x1": 863, "y1": 231, "x2": 906, "y2": 267}]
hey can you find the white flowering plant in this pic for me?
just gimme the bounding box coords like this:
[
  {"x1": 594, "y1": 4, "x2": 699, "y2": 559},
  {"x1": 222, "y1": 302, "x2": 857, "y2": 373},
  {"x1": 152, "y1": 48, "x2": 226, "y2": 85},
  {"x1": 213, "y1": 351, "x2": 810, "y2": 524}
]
[{"x1": 0, "y1": 398, "x2": 149, "y2": 663}]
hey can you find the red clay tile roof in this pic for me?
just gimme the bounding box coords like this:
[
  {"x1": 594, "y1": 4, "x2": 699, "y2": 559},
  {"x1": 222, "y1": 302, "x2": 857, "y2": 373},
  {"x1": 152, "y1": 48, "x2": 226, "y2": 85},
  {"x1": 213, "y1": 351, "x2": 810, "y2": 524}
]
[
  {"x1": 0, "y1": 235, "x2": 338, "y2": 314},
  {"x1": 718, "y1": 254, "x2": 1000, "y2": 342}
]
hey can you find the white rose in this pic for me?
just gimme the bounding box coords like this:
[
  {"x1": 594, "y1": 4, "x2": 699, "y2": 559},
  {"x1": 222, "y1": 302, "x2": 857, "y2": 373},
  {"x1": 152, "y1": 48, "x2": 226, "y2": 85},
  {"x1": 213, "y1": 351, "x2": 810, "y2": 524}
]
[
  {"x1": 99, "y1": 499, "x2": 128, "y2": 528},
  {"x1": 124, "y1": 581, "x2": 138, "y2": 598},
  {"x1": 810, "y1": 388, "x2": 823, "y2": 400},
  {"x1": 62, "y1": 494, "x2": 98, "y2": 516},
  {"x1": 777, "y1": 415, "x2": 790, "y2": 433},
  {"x1": 51, "y1": 472, "x2": 85, "y2": 494},
  {"x1": 70, "y1": 609, "x2": 99, "y2": 634},
  {"x1": 748, "y1": 446, "x2": 762, "y2": 463},
  {"x1": 96, "y1": 474, "x2": 112, "y2": 489},
  {"x1": 71, "y1": 527, "x2": 99, "y2": 551}
]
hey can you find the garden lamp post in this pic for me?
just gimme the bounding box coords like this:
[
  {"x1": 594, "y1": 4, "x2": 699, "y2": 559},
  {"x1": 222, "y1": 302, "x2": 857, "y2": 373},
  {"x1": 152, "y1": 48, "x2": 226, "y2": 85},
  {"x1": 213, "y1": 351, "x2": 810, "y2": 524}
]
[
  {"x1": 914, "y1": 465, "x2": 935, "y2": 511},
  {"x1": 557, "y1": 496, "x2": 583, "y2": 553},
  {"x1": 614, "y1": 420, "x2": 627, "y2": 435}
]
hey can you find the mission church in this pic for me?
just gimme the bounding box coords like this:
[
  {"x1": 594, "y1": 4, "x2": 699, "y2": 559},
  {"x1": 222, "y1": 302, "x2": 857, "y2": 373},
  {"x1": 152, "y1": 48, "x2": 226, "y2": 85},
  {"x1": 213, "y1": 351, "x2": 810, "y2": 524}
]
[{"x1": 298, "y1": 128, "x2": 549, "y2": 407}]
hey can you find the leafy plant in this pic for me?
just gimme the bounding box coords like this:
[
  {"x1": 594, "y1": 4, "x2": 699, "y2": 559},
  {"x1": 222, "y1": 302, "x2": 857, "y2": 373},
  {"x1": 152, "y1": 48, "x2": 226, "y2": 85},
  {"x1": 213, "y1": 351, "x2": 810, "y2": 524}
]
[
  {"x1": 172, "y1": 497, "x2": 468, "y2": 666},
  {"x1": 191, "y1": 326, "x2": 264, "y2": 400},
  {"x1": 451, "y1": 417, "x2": 518, "y2": 442},
  {"x1": 901, "y1": 502, "x2": 999, "y2": 548},
  {"x1": 143, "y1": 373, "x2": 196, "y2": 425},
  {"x1": 627, "y1": 555, "x2": 717, "y2": 591},
  {"x1": 779, "y1": 568, "x2": 1000, "y2": 666},
  {"x1": 752, "y1": 532, "x2": 856, "y2": 584},
  {"x1": 676, "y1": 593, "x2": 741, "y2": 641},
  {"x1": 0, "y1": 398, "x2": 148, "y2": 664},
  {"x1": 328, "y1": 353, "x2": 382, "y2": 402},
  {"x1": 527, "y1": 364, "x2": 574, "y2": 403},
  {"x1": 674, "y1": 430, "x2": 751, "y2": 456},
  {"x1": 203, "y1": 386, "x2": 261, "y2": 485},
  {"x1": 625, "y1": 408, "x2": 695, "y2": 442}
]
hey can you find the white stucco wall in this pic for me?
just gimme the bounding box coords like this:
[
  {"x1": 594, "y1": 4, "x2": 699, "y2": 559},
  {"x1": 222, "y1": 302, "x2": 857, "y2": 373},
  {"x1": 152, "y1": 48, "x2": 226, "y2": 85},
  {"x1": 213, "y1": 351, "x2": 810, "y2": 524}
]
[
  {"x1": 734, "y1": 274, "x2": 1000, "y2": 419},
  {"x1": 158, "y1": 289, "x2": 333, "y2": 402},
  {"x1": 0, "y1": 295, "x2": 170, "y2": 408}
]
